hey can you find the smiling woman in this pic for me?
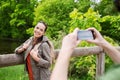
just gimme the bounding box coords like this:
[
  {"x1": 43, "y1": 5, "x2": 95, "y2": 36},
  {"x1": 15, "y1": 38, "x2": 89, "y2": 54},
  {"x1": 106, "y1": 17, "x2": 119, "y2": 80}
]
[{"x1": 14, "y1": 21, "x2": 54, "y2": 80}]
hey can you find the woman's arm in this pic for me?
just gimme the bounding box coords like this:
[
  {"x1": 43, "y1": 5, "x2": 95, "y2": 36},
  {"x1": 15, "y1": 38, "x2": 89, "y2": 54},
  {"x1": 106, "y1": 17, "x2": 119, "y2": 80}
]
[
  {"x1": 99, "y1": 40, "x2": 120, "y2": 64},
  {"x1": 30, "y1": 42, "x2": 52, "y2": 68},
  {"x1": 50, "y1": 46, "x2": 73, "y2": 80},
  {"x1": 87, "y1": 28, "x2": 120, "y2": 64},
  {"x1": 50, "y1": 28, "x2": 80, "y2": 80},
  {"x1": 15, "y1": 44, "x2": 26, "y2": 54}
]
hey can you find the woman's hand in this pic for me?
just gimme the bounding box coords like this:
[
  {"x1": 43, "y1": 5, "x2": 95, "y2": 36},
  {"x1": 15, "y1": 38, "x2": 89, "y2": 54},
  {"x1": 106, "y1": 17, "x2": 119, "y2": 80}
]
[
  {"x1": 16, "y1": 42, "x2": 30, "y2": 53},
  {"x1": 30, "y1": 49, "x2": 40, "y2": 62},
  {"x1": 86, "y1": 28, "x2": 108, "y2": 47},
  {"x1": 60, "y1": 28, "x2": 81, "y2": 56},
  {"x1": 22, "y1": 41, "x2": 30, "y2": 50}
]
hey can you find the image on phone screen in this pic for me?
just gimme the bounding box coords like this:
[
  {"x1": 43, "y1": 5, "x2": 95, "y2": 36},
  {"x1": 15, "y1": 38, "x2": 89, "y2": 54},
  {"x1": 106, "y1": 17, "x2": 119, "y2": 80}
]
[{"x1": 77, "y1": 30, "x2": 94, "y2": 40}]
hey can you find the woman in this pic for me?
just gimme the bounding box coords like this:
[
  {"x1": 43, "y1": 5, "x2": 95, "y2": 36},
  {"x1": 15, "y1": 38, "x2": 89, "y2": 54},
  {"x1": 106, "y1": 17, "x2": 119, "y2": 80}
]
[{"x1": 15, "y1": 21, "x2": 54, "y2": 80}]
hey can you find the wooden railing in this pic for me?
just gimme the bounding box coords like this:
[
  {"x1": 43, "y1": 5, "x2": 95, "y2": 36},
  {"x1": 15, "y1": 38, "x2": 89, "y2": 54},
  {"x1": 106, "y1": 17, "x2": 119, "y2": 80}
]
[{"x1": 0, "y1": 46, "x2": 120, "y2": 79}]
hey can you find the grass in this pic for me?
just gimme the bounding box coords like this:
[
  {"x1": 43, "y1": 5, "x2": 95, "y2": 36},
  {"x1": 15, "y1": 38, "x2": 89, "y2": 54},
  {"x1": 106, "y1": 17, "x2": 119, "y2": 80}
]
[{"x1": 0, "y1": 65, "x2": 29, "y2": 80}]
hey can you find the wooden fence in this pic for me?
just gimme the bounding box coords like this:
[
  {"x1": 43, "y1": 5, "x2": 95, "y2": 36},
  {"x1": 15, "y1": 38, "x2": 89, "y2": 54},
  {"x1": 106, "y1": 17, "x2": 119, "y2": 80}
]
[{"x1": 0, "y1": 46, "x2": 120, "y2": 79}]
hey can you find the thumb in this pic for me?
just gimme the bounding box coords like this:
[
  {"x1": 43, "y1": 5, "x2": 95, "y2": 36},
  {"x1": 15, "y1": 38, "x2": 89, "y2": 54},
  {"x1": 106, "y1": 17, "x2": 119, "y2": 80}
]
[
  {"x1": 86, "y1": 40, "x2": 95, "y2": 44},
  {"x1": 73, "y1": 28, "x2": 79, "y2": 34}
]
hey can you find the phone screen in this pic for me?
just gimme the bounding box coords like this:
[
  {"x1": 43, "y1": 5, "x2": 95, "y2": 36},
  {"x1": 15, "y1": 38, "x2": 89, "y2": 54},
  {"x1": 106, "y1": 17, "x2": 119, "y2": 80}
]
[{"x1": 77, "y1": 30, "x2": 94, "y2": 40}]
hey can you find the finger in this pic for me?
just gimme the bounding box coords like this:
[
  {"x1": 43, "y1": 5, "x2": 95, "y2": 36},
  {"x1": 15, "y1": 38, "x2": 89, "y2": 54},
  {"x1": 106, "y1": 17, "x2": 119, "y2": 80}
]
[
  {"x1": 87, "y1": 27, "x2": 99, "y2": 33},
  {"x1": 73, "y1": 28, "x2": 79, "y2": 35},
  {"x1": 76, "y1": 40, "x2": 81, "y2": 45},
  {"x1": 86, "y1": 40, "x2": 95, "y2": 43},
  {"x1": 72, "y1": 28, "x2": 79, "y2": 40}
]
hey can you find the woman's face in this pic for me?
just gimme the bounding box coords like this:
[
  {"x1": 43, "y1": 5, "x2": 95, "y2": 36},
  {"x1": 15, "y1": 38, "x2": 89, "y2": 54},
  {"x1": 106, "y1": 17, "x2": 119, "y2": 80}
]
[{"x1": 34, "y1": 23, "x2": 46, "y2": 38}]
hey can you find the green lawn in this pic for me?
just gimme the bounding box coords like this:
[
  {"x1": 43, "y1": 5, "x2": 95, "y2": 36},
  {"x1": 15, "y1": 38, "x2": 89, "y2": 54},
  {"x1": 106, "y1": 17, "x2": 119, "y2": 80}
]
[{"x1": 0, "y1": 65, "x2": 28, "y2": 80}]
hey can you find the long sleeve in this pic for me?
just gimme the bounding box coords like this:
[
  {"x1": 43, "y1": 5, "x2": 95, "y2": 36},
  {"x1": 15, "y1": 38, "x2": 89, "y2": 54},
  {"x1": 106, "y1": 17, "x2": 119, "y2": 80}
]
[{"x1": 37, "y1": 42, "x2": 52, "y2": 68}]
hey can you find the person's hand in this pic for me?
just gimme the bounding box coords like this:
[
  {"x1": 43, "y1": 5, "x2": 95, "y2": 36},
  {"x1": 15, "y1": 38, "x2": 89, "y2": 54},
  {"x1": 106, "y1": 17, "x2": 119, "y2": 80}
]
[
  {"x1": 16, "y1": 42, "x2": 30, "y2": 53},
  {"x1": 30, "y1": 49, "x2": 40, "y2": 62},
  {"x1": 22, "y1": 43, "x2": 29, "y2": 50},
  {"x1": 50, "y1": 28, "x2": 81, "y2": 80},
  {"x1": 61, "y1": 28, "x2": 81, "y2": 53},
  {"x1": 86, "y1": 28, "x2": 108, "y2": 47}
]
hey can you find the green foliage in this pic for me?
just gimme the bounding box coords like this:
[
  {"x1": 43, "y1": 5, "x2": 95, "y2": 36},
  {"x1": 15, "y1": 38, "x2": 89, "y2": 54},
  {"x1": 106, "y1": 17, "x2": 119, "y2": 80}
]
[
  {"x1": 50, "y1": 31, "x2": 66, "y2": 49},
  {"x1": 9, "y1": 1, "x2": 35, "y2": 39},
  {"x1": 0, "y1": 0, "x2": 37, "y2": 39},
  {"x1": 94, "y1": 0, "x2": 119, "y2": 16},
  {"x1": 94, "y1": 0, "x2": 120, "y2": 42},
  {"x1": 74, "y1": 0, "x2": 94, "y2": 12},
  {"x1": 33, "y1": 0, "x2": 92, "y2": 39},
  {"x1": 0, "y1": 65, "x2": 28, "y2": 80},
  {"x1": 69, "y1": 55, "x2": 96, "y2": 80},
  {"x1": 26, "y1": 27, "x2": 34, "y2": 36},
  {"x1": 69, "y1": 8, "x2": 101, "y2": 32},
  {"x1": 100, "y1": 15, "x2": 120, "y2": 41},
  {"x1": 0, "y1": 1, "x2": 12, "y2": 37},
  {"x1": 33, "y1": 0, "x2": 75, "y2": 38},
  {"x1": 68, "y1": 7, "x2": 119, "y2": 80}
]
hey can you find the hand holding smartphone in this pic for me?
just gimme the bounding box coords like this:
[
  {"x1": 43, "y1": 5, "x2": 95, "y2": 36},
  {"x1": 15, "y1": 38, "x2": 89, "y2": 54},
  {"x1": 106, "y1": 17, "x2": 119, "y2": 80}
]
[{"x1": 77, "y1": 30, "x2": 94, "y2": 40}]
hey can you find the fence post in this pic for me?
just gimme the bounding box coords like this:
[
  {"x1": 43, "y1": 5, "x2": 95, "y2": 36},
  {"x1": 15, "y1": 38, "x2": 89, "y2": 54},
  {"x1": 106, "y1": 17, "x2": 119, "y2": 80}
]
[{"x1": 96, "y1": 52, "x2": 105, "y2": 80}]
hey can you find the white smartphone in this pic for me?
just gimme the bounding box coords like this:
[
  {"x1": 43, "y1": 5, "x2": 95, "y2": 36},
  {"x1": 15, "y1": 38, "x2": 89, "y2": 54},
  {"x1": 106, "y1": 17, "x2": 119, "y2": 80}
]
[{"x1": 77, "y1": 30, "x2": 94, "y2": 40}]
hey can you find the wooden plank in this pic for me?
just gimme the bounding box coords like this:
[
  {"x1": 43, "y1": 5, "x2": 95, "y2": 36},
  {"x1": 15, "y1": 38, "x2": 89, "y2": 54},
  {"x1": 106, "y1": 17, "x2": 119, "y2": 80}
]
[
  {"x1": 0, "y1": 46, "x2": 103, "y2": 68},
  {"x1": 96, "y1": 52, "x2": 105, "y2": 80},
  {"x1": 0, "y1": 54, "x2": 24, "y2": 67},
  {"x1": 0, "y1": 46, "x2": 120, "y2": 68}
]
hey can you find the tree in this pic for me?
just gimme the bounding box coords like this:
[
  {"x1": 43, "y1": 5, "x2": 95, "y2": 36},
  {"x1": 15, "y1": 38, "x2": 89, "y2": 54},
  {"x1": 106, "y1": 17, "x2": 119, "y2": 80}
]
[
  {"x1": 9, "y1": 0, "x2": 37, "y2": 39},
  {"x1": 0, "y1": 1, "x2": 12, "y2": 38},
  {"x1": 68, "y1": 7, "x2": 120, "y2": 80},
  {"x1": 0, "y1": 0, "x2": 37, "y2": 39},
  {"x1": 33, "y1": 0, "x2": 93, "y2": 38},
  {"x1": 94, "y1": 0, "x2": 120, "y2": 42}
]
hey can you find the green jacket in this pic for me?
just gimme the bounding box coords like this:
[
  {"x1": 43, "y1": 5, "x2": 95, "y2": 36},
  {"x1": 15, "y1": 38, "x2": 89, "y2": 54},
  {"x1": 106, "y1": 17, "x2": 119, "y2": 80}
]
[{"x1": 99, "y1": 64, "x2": 120, "y2": 80}]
